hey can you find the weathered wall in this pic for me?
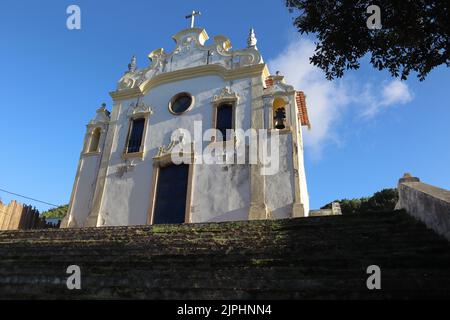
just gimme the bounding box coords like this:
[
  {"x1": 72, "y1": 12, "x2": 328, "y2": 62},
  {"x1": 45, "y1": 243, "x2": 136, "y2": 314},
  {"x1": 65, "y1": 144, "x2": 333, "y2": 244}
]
[
  {"x1": 68, "y1": 156, "x2": 102, "y2": 227},
  {"x1": 265, "y1": 133, "x2": 295, "y2": 219},
  {"x1": 310, "y1": 202, "x2": 342, "y2": 217},
  {"x1": 396, "y1": 174, "x2": 450, "y2": 240},
  {"x1": 66, "y1": 128, "x2": 107, "y2": 228},
  {"x1": 193, "y1": 163, "x2": 250, "y2": 223},
  {"x1": 98, "y1": 76, "x2": 254, "y2": 226}
]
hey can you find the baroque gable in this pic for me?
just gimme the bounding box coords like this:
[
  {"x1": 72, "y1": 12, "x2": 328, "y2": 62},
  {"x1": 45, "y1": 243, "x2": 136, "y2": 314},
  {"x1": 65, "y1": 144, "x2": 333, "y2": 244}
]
[{"x1": 117, "y1": 28, "x2": 263, "y2": 91}]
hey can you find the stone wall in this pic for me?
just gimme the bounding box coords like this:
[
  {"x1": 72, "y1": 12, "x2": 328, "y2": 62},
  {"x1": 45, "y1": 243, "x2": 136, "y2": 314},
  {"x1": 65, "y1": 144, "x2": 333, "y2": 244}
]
[
  {"x1": 396, "y1": 173, "x2": 450, "y2": 241},
  {"x1": 0, "y1": 200, "x2": 54, "y2": 230},
  {"x1": 310, "y1": 202, "x2": 342, "y2": 217}
]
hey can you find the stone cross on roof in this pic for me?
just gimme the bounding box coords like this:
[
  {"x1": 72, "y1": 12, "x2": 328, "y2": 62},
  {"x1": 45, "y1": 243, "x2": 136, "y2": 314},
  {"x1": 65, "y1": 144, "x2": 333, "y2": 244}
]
[{"x1": 185, "y1": 10, "x2": 201, "y2": 28}]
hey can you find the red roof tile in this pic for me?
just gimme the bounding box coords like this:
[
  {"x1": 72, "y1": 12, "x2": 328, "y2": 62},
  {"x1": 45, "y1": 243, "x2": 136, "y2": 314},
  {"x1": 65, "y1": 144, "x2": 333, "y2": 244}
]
[
  {"x1": 296, "y1": 91, "x2": 311, "y2": 129},
  {"x1": 265, "y1": 76, "x2": 311, "y2": 129},
  {"x1": 265, "y1": 77, "x2": 274, "y2": 88}
]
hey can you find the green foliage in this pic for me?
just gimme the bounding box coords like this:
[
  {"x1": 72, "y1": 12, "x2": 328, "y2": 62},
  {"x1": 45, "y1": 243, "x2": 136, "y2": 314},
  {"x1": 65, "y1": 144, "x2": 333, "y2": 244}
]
[
  {"x1": 364, "y1": 188, "x2": 399, "y2": 213},
  {"x1": 322, "y1": 188, "x2": 399, "y2": 215},
  {"x1": 41, "y1": 204, "x2": 68, "y2": 219},
  {"x1": 285, "y1": 0, "x2": 449, "y2": 81}
]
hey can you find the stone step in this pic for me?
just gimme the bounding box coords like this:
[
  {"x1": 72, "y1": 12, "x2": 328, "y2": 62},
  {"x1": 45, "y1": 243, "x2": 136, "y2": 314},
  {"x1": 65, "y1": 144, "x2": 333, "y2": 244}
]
[{"x1": 0, "y1": 210, "x2": 449, "y2": 299}]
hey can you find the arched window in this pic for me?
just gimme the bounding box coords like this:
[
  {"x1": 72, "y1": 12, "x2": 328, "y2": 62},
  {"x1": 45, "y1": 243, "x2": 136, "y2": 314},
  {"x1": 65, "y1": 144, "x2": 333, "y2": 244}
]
[
  {"x1": 216, "y1": 103, "x2": 233, "y2": 141},
  {"x1": 127, "y1": 118, "x2": 145, "y2": 153},
  {"x1": 88, "y1": 128, "x2": 101, "y2": 152},
  {"x1": 273, "y1": 97, "x2": 287, "y2": 130}
]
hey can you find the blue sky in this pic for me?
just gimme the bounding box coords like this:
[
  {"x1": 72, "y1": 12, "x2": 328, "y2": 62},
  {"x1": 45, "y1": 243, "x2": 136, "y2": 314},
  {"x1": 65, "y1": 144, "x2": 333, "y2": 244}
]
[{"x1": 0, "y1": 0, "x2": 449, "y2": 212}]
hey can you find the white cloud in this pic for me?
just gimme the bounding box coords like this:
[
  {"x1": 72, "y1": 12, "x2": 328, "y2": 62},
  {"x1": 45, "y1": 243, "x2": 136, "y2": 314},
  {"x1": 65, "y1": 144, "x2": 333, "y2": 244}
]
[
  {"x1": 268, "y1": 39, "x2": 350, "y2": 157},
  {"x1": 360, "y1": 80, "x2": 414, "y2": 118},
  {"x1": 268, "y1": 38, "x2": 414, "y2": 157}
]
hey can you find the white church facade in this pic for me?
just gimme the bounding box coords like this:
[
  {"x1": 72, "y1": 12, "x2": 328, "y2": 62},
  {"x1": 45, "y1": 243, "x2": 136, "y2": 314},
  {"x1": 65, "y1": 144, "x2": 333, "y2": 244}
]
[{"x1": 63, "y1": 25, "x2": 311, "y2": 228}]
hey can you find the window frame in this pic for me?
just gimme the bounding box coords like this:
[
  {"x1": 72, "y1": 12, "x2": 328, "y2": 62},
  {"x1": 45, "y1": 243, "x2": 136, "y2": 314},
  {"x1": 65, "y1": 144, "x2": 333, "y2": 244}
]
[
  {"x1": 168, "y1": 92, "x2": 195, "y2": 115},
  {"x1": 126, "y1": 118, "x2": 146, "y2": 153},
  {"x1": 211, "y1": 89, "x2": 238, "y2": 143},
  {"x1": 83, "y1": 126, "x2": 104, "y2": 156},
  {"x1": 88, "y1": 127, "x2": 102, "y2": 153},
  {"x1": 214, "y1": 103, "x2": 234, "y2": 142},
  {"x1": 147, "y1": 150, "x2": 195, "y2": 225},
  {"x1": 123, "y1": 115, "x2": 150, "y2": 159},
  {"x1": 269, "y1": 96, "x2": 291, "y2": 132}
]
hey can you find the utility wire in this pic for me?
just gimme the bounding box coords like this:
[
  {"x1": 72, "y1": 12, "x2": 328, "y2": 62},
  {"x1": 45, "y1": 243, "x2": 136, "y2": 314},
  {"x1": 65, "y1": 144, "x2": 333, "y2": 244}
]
[{"x1": 0, "y1": 188, "x2": 58, "y2": 207}]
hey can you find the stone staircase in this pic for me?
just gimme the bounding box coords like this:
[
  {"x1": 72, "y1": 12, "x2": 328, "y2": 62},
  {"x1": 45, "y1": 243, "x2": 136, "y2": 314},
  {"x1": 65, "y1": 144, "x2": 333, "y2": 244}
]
[{"x1": 0, "y1": 210, "x2": 449, "y2": 299}]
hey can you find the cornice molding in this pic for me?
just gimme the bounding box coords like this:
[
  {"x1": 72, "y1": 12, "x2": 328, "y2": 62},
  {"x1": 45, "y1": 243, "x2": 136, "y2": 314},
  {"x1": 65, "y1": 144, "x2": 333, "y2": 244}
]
[{"x1": 110, "y1": 63, "x2": 269, "y2": 101}]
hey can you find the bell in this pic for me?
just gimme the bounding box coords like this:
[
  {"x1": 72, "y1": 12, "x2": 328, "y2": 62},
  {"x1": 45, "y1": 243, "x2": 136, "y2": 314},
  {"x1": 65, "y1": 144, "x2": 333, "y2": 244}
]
[{"x1": 274, "y1": 108, "x2": 286, "y2": 129}]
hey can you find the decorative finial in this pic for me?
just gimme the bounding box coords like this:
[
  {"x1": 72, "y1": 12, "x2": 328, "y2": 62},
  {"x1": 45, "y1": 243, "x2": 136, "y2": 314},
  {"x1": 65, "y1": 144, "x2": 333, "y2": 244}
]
[
  {"x1": 128, "y1": 55, "x2": 137, "y2": 73},
  {"x1": 185, "y1": 11, "x2": 201, "y2": 28},
  {"x1": 97, "y1": 103, "x2": 107, "y2": 112},
  {"x1": 97, "y1": 103, "x2": 110, "y2": 116},
  {"x1": 247, "y1": 28, "x2": 258, "y2": 49}
]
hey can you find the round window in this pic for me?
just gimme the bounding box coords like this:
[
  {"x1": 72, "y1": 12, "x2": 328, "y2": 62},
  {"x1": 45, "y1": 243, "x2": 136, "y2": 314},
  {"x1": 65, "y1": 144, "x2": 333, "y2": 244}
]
[{"x1": 169, "y1": 92, "x2": 194, "y2": 115}]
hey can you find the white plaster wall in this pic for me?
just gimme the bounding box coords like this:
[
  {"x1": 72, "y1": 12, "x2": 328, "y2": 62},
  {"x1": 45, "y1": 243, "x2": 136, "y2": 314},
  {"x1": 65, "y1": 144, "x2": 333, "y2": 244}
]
[
  {"x1": 193, "y1": 164, "x2": 250, "y2": 223},
  {"x1": 265, "y1": 133, "x2": 296, "y2": 219},
  {"x1": 297, "y1": 146, "x2": 310, "y2": 215},
  {"x1": 295, "y1": 116, "x2": 310, "y2": 215},
  {"x1": 68, "y1": 126, "x2": 108, "y2": 227},
  {"x1": 264, "y1": 92, "x2": 310, "y2": 216},
  {"x1": 69, "y1": 155, "x2": 101, "y2": 226},
  {"x1": 99, "y1": 75, "x2": 254, "y2": 226}
]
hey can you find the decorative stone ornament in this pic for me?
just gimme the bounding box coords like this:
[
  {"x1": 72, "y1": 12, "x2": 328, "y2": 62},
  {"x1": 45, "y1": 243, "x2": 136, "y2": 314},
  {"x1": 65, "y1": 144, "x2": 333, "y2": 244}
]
[
  {"x1": 156, "y1": 132, "x2": 186, "y2": 158},
  {"x1": 128, "y1": 55, "x2": 137, "y2": 73},
  {"x1": 247, "y1": 28, "x2": 257, "y2": 49},
  {"x1": 127, "y1": 101, "x2": 153, "y2": 117},
  {"x1": 116, "y1": 28, "x2": 263, "y2": 92},
  {"x1": 212, "y1": 87, "x2": 239, "y2": 105}
]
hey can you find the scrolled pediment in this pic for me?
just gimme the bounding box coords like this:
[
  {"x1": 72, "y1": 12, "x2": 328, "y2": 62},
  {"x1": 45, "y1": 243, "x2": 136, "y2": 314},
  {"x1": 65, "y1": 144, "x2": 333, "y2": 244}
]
[
  {"x1": 127, "y1": 101, "x2": 153, "y2": 117},
  {"x1": 156, "y1": 132, "x2": 186, "y2": 158},
  {"x1": 212, "y1": 87, "x2": 239, "y2": 105}
]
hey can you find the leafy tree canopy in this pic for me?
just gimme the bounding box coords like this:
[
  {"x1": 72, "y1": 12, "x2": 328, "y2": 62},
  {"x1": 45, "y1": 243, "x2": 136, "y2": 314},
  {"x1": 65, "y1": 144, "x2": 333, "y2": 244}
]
[
  {"x1": 322, "y1": 188, "x2": 399, "y2": 215},
  {"x1": 285, "y1": 0, "x2": 449, "y2": 80},
  {"x1": 41, "y1": 204, "x2": 68, "y2": 219}
]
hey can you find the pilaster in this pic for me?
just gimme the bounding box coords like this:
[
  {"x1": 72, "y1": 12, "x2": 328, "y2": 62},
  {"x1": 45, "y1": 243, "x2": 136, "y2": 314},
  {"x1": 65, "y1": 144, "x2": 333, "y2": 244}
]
[
  {"x1": 84, "y1": 102, "x2": 121, "y2": 227},
  {"x1": 248, "y1": 75, "x2": 269, "y2": 220}
]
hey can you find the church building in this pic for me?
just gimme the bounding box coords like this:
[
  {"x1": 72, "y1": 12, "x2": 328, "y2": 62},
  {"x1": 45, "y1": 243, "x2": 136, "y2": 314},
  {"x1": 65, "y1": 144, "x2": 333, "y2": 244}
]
[{"x1": 63, "y1": 23, "x2": 311, "y2": 228}]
